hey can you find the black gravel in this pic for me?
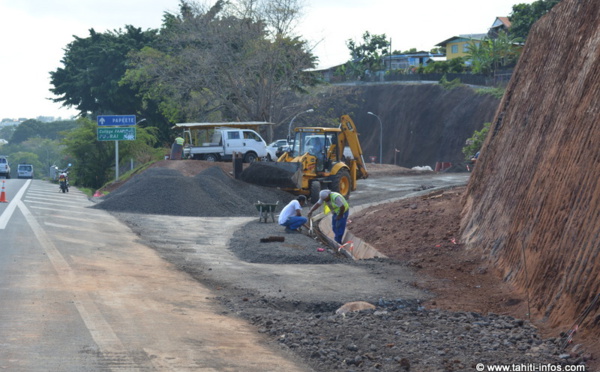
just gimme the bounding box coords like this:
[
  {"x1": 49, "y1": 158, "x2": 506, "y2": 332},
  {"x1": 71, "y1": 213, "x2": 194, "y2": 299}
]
[
  {"x1": 218, "y1": 296, "x2": 573, "y2": 372},
  {"x1": 228, "y1": 220, "x2": 344, "y2": 265},
  {"x1": 92, "y1": 167, "x2": 295, "y2": 217}
]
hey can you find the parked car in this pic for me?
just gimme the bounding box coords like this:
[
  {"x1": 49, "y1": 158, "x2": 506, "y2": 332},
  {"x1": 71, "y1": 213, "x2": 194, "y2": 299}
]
[
  {"x1": 0, "y1": 156, "x2": 10, "y2": 179},
  {"x1": 17, "y1": 163, "x2": 34, "y2": 179},
  {"x1": 266, "y1": 139, "x2": 290, "y2": 161}
]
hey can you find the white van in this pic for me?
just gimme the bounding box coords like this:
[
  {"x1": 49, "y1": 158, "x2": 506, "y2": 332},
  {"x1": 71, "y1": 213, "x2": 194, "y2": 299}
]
[{"x1": 17, "y1": 164, "x2": 34, "y2": 179}]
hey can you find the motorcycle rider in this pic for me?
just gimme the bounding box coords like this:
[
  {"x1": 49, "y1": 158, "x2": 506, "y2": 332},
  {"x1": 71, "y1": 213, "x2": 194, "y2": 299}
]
[{"x1": 57, "y1": 164, "x2": 71, "y2": 192}]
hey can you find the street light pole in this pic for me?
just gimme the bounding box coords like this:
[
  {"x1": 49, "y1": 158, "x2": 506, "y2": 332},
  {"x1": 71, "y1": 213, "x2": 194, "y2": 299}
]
[
  {"x1": 288, "y1": 109, "x2": 314, "y2": 140},
  {"x1": 367, "y1": 112, "x2": 383, "y2": 164}
]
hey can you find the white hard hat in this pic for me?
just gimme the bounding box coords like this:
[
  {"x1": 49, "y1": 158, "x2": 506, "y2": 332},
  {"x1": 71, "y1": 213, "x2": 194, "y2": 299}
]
[{"x1": 319, "y1": 190, "x2": 331, "y2": 202}]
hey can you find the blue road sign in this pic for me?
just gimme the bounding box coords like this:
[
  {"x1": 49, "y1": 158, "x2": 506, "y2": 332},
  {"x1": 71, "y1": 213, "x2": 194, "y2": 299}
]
[{"x1": 97, "y1": 115, "x2": 137, "y2": 126}]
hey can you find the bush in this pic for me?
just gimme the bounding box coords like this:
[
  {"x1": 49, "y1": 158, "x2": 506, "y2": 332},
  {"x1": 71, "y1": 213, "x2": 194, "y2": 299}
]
[
  {"x1": 440, "y1": 75, "x2": 462, "y2": 90},
  {"x1": 475, "y1": 87, "x2": 505, "y2": 99},
  {"x1": 463, "y1": 122, "x2": 491, "y2": 160}
]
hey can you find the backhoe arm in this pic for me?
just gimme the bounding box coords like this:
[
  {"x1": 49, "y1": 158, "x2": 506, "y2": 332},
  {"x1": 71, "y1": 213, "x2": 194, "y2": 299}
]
[{"x1": 339, "y1": 115, "x2": 368, "y2": 180}]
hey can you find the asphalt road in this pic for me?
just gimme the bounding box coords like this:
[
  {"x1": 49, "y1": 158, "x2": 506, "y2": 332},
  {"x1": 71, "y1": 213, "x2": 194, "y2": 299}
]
[{"x1": 0, "y1": 179, "x2": 309, "y2": 371}]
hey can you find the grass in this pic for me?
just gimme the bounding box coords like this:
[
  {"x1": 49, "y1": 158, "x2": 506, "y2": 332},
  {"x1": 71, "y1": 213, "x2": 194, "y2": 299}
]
[{"x1": 475, "y1": 86, "x2": 505, "y2": 99}]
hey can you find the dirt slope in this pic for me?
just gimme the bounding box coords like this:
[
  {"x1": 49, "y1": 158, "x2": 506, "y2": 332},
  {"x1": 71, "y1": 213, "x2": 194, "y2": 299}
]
[{"x1": 461, "y1": 0, "x2": 600, "y2": 355}]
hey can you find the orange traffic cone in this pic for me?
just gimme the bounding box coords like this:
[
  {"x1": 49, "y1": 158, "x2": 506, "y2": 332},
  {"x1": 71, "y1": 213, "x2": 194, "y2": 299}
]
[{"x1": 0, "y1": 180, "x2": 8, "y2": 203}]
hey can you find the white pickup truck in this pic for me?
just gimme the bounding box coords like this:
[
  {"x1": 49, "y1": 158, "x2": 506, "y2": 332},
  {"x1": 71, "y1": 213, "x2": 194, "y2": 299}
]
[{"x1": 174, "y1": 122, "x2": 271, "y2": 163}]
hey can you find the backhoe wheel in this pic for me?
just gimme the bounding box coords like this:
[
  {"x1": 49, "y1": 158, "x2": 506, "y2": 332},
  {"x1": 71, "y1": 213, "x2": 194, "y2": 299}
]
[
  {"x1": 310, "y1": 181, "x2": 321, "y2": 204},
  {"x1": 331, "y1": 169, "x2": 351, "y2": 199}
]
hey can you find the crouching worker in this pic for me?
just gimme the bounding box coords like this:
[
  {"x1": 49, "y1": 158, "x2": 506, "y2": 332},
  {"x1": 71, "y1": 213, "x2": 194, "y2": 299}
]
[
  {"x1": 279, "y1": 195, "x2": 308, "y2": 233},
  {"x1": 308, "y1": 190, "x2": 349, "y2": 244}
]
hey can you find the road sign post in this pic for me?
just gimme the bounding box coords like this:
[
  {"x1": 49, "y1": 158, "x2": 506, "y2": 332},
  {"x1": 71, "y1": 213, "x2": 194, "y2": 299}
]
[{"x1": 97, "y1": 115, "x2": 137, "y2": 181}]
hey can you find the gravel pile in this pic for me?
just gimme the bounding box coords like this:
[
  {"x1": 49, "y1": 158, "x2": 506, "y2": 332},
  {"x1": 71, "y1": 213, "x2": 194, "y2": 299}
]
[
  {"x1": 92, "y1": 167, "x2": 295, "y2": 217},
  {"x1": 219, "y1": 297, "x2": 573, "y2": 372},
  {"x1": 228, "y1": 220, "x2": 344, "y2": 265}
]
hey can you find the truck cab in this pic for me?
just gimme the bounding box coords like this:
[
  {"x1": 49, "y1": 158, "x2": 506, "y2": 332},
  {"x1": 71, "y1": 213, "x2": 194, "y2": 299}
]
[{"x1": 292, "y1": 132, "x2": 354, "y2": 161}]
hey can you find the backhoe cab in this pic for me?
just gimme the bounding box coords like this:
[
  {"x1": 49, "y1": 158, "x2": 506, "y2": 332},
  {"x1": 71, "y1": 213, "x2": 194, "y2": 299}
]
[{"x1": 240, "y1": 115, "x2": 368, "y2": 203}]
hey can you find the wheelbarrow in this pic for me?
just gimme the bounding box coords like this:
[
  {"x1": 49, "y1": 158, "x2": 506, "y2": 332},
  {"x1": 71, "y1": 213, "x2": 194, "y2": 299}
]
[{"x1": 255, "y1": 201, "x2": 279, "y2": 223}]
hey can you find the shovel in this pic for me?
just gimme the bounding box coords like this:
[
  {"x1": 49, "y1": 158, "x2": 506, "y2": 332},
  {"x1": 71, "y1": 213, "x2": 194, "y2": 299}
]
[{"x1": 308, "y1": 218, "x2": 315, "y2": 237}]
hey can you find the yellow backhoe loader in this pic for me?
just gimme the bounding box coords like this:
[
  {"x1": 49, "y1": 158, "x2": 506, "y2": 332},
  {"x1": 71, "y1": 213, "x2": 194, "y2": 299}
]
[{"x1": 240, "y1": 115, "x2": 368, "y2": 203}]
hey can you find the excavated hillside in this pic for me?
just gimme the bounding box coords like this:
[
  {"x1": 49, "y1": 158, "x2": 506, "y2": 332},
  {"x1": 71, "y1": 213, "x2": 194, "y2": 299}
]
[
  {"x1": 461, "y1": 0, "x2": 600, "y2": 346},
  {"x1": 274, "y1": 83, "x2": 500, "y2": 168},
  {"x1": 352, "y1": 84, "x2": 499, "y2": 167}
]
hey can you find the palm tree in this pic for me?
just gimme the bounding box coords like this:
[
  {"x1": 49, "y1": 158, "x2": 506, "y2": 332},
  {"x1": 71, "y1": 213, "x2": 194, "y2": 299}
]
[{"x1": 466, "y1": 31, "x2": 523, "y2": 76}]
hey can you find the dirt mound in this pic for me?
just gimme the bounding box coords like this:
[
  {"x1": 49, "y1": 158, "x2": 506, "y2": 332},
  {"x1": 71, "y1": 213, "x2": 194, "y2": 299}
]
[
  {"x1": 93, "y1": 166, "x2": 294, "y2": 217},
  {"x1": 348, "y1": 187, "x2": 534, "y2": 317},
  {"x1": 461, "y1": 0, "x2": 600, "y2": 357}
]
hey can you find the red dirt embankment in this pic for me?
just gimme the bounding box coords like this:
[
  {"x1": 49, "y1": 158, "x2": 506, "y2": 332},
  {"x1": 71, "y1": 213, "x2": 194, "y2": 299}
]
[{"x1": 461, "y1": 0, "x2": 600, "y2": 356}]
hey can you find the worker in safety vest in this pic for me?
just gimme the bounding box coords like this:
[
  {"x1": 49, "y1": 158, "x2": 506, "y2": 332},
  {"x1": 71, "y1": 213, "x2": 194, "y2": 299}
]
[
  {"x1": 307, "y1": 190, "x2": 349, "y2": 244},
  {"x1": 171, "y1": 136, "x2": 185, "y2": 160}
]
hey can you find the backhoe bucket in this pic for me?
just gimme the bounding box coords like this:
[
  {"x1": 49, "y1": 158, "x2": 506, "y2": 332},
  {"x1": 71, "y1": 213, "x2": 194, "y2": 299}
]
[{"x1": 240, "y1": 162, "x2": 303, "y2": 189}]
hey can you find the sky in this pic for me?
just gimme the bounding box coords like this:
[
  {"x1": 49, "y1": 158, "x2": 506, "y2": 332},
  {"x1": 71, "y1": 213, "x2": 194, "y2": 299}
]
[{"x1": 0, "y1": 0, "x2": 534, "y2": 121}]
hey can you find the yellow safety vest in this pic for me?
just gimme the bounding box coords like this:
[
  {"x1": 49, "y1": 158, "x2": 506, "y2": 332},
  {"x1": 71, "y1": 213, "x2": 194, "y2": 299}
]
[{"x1": 326, "y1": 192, "x2": 349, "y2": 215}]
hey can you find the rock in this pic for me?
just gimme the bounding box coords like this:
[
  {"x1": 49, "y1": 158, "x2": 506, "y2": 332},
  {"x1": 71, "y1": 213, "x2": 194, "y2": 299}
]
[{"x1": 335, "y1": 301, "x2": 376, "y2": 315}]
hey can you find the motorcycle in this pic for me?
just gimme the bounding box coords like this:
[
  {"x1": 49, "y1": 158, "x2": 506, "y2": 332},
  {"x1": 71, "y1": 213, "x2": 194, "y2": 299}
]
[{"x1": 56, "y1": 164, "x2": 71, "y2": 193}]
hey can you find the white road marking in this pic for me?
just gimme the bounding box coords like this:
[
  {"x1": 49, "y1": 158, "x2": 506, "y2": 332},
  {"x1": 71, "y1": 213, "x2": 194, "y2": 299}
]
[
  {"x1": 29, "y1": 205, "x2": 105, "y2": 216},
  {"x1": 0, "y1": 180, "x2": 30, "y2": 229}
]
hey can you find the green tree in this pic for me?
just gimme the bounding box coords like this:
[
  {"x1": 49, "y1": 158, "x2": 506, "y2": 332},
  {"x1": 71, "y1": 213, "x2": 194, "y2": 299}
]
[
  {"x1": 466, "y1": 32, "x2": 523, "y2": 75},
  {"x1": 10, "y1": 119, "x2": 79, "y2": 144},
  {"x1": 509, "y1": 0, "x2": 561, "y2": 40},
  {"x1": 0, "y1": 125, "x2": 16, "y2": 143},
  {"x1": 391, "y1": 48, "x2": 417, "y2": 55},
  {"x1": 61, "y1": 118, "x2": 159, "y2": 189},
  {"x1": 23, "y1": 138, "x2": 64, "y2": 176},
  {"x1": 345, "y1": 31, "x2": 390, "y2": 79},
  {"x1": 423, "y1": 57, "x2": 467, "y2": 74},
  {"x1": 50, "y1": 26, "x2": 158, "y2": 117},
  {"x1": 122, "y1": 0, "x2": 316, "y2": 123}
]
